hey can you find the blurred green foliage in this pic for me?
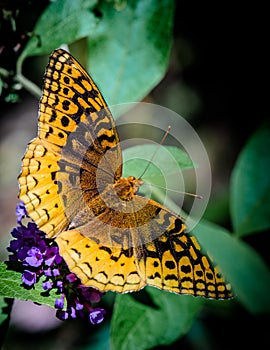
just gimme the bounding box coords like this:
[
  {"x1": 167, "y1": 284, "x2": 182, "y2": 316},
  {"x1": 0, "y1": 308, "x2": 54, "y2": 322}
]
[{"x1": 0, "y1": 0, "x2": 269, "y2": 349}]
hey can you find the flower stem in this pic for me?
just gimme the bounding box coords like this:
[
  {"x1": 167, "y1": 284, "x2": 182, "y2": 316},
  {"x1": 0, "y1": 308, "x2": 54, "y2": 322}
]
[{"x1": 15, "y1": 73, "x2": 41, "y2": 99}]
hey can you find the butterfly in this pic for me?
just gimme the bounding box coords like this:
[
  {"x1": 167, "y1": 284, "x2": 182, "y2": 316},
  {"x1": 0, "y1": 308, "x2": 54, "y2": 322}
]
[{"x1": 18, "y1": 49, "x2": 232, "y2": 299}]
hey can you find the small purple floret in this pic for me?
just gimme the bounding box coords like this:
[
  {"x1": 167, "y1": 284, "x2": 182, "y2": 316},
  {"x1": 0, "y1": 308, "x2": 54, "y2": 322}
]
[
  {"x1": 16, "y1": 202, "x2": 28, "y2": 223},
  {"x1": 66, "y1": 273, "x2": 77, "y2": 283},
  {"x1": 52, "y1": 268, "x2": 60, "y2": 276},
  {"x1": 24, "y1": 247, "x2": 44, "y2": 267},
  {"x1": 55, "y1": 295, "x2": 65, "y2": 309},
  {"x1": 44, "y1": 246, "x2": 62, "y2": 266},
  {"x1": 56, "y1": 280, "x2": 63, "y2": 292},
  {"x1": 22, "y1": 270, "x2": 36, "y2": 286},
  {"x1": 44, "y1": 268, "x2": 52, "y2": 277},
  {"x1": 56, "y1": 310, "x2": 69, "y2": 320},
  {"x1": 89, "y1": 308, "x2": 106, "y2": 325},
  {"x1": 42, "y1": 281, "x2": 53, "y2": 290}
]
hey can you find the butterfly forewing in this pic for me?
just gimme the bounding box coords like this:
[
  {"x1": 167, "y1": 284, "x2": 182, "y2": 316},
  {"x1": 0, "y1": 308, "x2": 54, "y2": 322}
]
[{"x1": 19, "y1": 49, "x2": 122, "y2": 237}]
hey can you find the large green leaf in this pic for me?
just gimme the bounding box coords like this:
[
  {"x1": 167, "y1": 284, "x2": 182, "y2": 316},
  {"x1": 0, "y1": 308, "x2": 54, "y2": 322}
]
[
  {"x1": 0, "y1": 261, "x2": 57, "y2": 309},
  {"x1": 20, "y1": 0, "x2": 98, "y2": 59},
  {"x1": 0, "y1": 297, "x2": 13, "y2": 348},
  {"x1": 19, "y1": 0, "x2": 174, "y2": 105},
  {"x1": 230, "y1": 125, "x2": 270, "y2": 236},
  {"x1": 123, "y1": 144, "x2": 194, "y2": 201},
  {"x1": 86, "y1": 0, "x2": 174, "y2": 104},
  {"x1": 111, "y1": 288, "x2": 203, "y2": 350},
  {"x1": 191, "y1": 220, "x2": 270, "y2": 313},
  {"x1": 123, "y1": 144, "x2": 194, "y2": 180}
]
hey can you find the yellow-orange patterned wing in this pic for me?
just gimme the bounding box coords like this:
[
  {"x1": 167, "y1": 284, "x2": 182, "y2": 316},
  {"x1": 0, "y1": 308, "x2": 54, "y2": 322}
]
[{"x1": 19, "y1": 49, "x2": 122, "y2": 237}]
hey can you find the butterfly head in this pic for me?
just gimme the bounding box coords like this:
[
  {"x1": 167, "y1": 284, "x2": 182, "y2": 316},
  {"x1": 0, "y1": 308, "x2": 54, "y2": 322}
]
[{"x1": 113, "y1": 176, "x2": 143, "y2": 201}]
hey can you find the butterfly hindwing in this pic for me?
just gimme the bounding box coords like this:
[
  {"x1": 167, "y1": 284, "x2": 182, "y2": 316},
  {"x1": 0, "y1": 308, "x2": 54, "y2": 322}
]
[
  {"x1": 55, "y1": 192, "x2": 232, "y2": 298},
  {"x1": 134, "y1": 204, "x2": 232, "y2": 299},
  {"x1": 55, "y1": 229, "x2": 146, "y2": 293}
]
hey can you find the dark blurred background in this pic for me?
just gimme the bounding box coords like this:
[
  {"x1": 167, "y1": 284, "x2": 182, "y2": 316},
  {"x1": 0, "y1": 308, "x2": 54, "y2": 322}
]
[{"x1": 0, "y1": 1, "x2": 269, "y2": 349}]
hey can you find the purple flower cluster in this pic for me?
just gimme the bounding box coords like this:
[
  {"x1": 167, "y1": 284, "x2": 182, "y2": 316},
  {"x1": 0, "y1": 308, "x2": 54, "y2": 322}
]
[{"x1": 8, "y1": 202, "x2": 106, "y2": 325}]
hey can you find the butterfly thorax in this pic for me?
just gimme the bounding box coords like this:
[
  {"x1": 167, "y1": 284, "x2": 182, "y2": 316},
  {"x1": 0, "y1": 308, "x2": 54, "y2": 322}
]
[
  {"x1": 67, "y1": 177, "x2": 144, "y2": 231},
  {"x1": 113, "y1": 176, "x2": 143, "y2": 201}
]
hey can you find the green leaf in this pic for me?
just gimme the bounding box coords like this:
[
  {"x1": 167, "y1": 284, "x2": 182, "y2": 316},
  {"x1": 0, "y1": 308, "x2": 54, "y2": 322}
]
[
  {"x1": 111, "y1": 288, "x2": 203, "y2": 350},
  {"x1": 0, "y1": 261, "x2": 57, "y2": 309},
  {"x1": 19, "y1": 0, "x2": 173, "y2": 104},
  {"x1": 0, "y1": 296, "x2": 12, "y2": 325},
  {"x1": 123, "y1": 144, "x2": 194, "y2": 182},
  {"x1": 0, "y1": 76, "x2": 3, "y2": 96},
  {"x1": 0, "y1": 297, "x2": 13, "y2": 348},
  {"x1": 20, "y1": 0, "x2": 98, "y2": 58},
  {"x1": 81, "y1": 321, "x2": 111, "y2": 350},
  {"x1": 86, "y1": 0, "x2": 174, "y2": 104},
  {"x1": 230, "y1": 125, "x2": 270, "y2": 236},
  {"x1": 191, "y1": 220, "x2": 270, "y2": 313}
]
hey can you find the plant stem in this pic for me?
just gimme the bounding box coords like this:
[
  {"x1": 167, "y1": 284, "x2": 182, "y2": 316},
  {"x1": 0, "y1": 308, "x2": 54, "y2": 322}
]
[{"x1": 15, "y1": 73, "x2": 41, "y2": 99}]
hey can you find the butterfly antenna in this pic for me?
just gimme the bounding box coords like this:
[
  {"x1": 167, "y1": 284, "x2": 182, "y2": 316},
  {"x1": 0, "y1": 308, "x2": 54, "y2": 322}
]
[
  {"x1": 145, "y1": 181, "x2": 203, "y2": 199},
  {"x1": 139, "y1": 125, "x2": 171, "y2": 180}
]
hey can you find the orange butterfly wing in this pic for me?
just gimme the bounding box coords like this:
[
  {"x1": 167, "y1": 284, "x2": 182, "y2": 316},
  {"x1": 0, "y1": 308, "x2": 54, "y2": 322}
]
[
  {"x1": 19, "y1": 49, "x2": 232, "y2": 298},
  {"x1": 19, "y1": 49, "x2": 122, "y2": 237}
]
